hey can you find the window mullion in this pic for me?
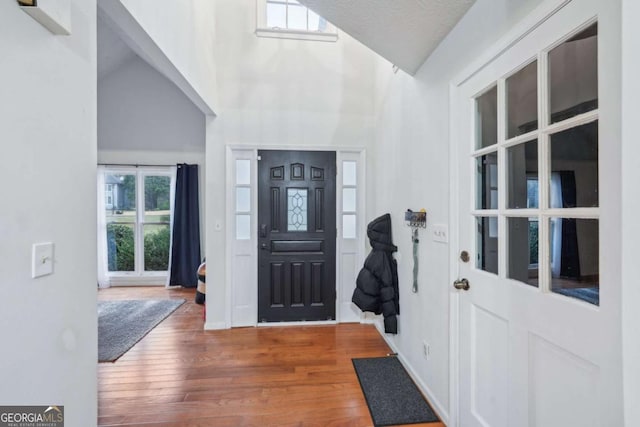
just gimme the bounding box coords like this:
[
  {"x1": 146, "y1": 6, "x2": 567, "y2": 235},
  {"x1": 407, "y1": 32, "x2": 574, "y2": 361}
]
[
  {"x1": 497, "y1": 77, "x2": 507, "y2": 279},
  {"x1": 137, "y1": 171, "x2": 145, "y2": 275},
  {"x1": 538, "y1": 50, "x2": 550, "y2": 293}
]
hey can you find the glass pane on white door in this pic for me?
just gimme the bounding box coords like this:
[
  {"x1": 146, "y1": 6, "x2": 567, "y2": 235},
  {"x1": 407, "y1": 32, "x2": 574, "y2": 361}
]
[
  {"x1": 105, "y1": 173, "x2": 136, "y2": 272},
  {"x1": 343, "y1": 214, "x2": 356, "y2": 239},
  {"x1": 236, "y1": 187, "x2": 251, "y2": 213},
  {"x1": 144, "y1": 176, "x2": 171, "y2": 222},
  {"x1": 549, "y1": 121, "x2": 598, "y2": 208},
  {"x1": 507, "y1": 61, "x2": 538, "y2": 138},
  {"x1": 143, "y1": 175, "x2": 171, "y2": 272},
  {"x1": 144, "y1": 223, "x2": 170, "y2": 271},
  {"x1": 507, "y1": 217, "x2": 539, "y2": 287},
  {"x1": 507, "y1": 140, "x2": 538, "y2": 209},
  {"x1": 236, "y1": 214, "x2": 251, "y2": 240},
  {"x1": 476, "y1": 216, "x2": 499, "y2": 275},
  {"x1": 550, "y1": 218, "x2": 599, "y2": 305},
  {"x1": 343, "y1": 188, "x2": 356, "y2": 212},
  {"x1": 236, "y1": 159, "x2": 251, "y2": 185},
  {"x1": 476, "y1": 153, "x2": 499, "y2": 210},
  {"x1": 549, "y1": 23, "x2": 598, "y2": 124},
  {"x1": 343, "y1": 161, "x2": 356, "y2": 186},
  {"x1": 476, "y1": 86, "x2": 498, "y2": 149},
  {"x1": 107, "y1": 222, "x2": 135, "y2": 272}
]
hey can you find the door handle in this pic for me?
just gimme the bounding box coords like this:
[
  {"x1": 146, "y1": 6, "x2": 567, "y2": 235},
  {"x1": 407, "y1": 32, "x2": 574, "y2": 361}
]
[
  {"x1": 260, "y1": 224, "x2": 267, "y2": 238},
  {"x1": 453, "y1": 278, "x2": 470, "y2": 291},
  {"x1": 260, "y1": 243, "x2": 268, "y2": 250}
]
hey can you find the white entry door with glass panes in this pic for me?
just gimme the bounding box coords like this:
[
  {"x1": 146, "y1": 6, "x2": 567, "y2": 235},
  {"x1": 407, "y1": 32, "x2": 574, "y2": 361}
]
[
  {"x1": 100, "y1": 167, "x2": 175, "y2": 283},
  {"x1": 452, "y1": 1, "x2": 622, "y2": 426}
]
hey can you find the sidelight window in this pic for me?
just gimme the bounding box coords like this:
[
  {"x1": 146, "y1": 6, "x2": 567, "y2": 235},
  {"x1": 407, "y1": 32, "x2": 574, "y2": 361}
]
[
  {"x1": 341, "y1": 160, "x2": 357, "y2": 239},
  {"x1": 235, "y1": 159, "x2": 252, "y2": 240}
]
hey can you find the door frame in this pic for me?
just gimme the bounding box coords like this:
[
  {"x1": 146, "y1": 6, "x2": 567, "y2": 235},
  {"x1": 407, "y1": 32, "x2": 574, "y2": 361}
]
[
  {"x1": 447, "y1": 1, "x2": 580, "y2": 425},
  {"x1": 225, "y1": 145, "x2": 367, "y2": 328}
]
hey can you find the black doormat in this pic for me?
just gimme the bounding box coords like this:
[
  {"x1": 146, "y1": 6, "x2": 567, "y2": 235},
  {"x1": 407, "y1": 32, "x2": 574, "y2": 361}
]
[{"x1": 352, "y1": 356, "x2": 439, "y2": 426}]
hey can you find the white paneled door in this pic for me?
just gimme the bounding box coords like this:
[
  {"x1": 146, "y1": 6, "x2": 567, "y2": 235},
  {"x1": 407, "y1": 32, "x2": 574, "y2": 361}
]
[{"x1": 452, "y1": 1, "x2": 622, "y2": 426}]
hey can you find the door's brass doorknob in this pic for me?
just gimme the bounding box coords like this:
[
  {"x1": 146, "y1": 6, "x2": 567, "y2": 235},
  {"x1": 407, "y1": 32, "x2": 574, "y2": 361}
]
[{"x1": 453, "y1": 278, "x2": 470, "y2": 291}]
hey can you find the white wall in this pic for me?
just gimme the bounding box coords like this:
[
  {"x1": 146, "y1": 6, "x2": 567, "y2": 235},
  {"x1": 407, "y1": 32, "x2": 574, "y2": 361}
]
[
  {"x1": 370, "y1": 0, "x2": 546, "y2": 420},
  {"x1": 98, "y1": 52, "x2": 207, "y2": 256},
  {"x1": 0, "y1": 1, "x2": 97, "y2": 426},
  {"x1": 205, "y1": 0, "x2": 381, "y2": 328},
  {"x1": 98, "y1": 55, "x2": 206, "y2": 152},
  {"x1": 118, "y1": 0, "x2": 219, "y2": 112},
  {"x1": 621, "y1": 0, "x2": 640, "y2": 425}
]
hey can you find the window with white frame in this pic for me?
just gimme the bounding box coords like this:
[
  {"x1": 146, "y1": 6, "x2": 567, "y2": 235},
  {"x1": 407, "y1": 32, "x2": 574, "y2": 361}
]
[
  {"x1": 474, "y1": 22, "x2": 599, "y2": 305},
  {"x1": 100, "y1": 167, "x2": 175, "y2": 276},
  {"x1": 341, "y1": 160, "x2": 357, "y2": 239},
  {"x1": 256, "y1": 0, "x2": 338, "y2": 42},
  {"x1": 235, "y1": 159, "x2": 252, "y2": 240}
]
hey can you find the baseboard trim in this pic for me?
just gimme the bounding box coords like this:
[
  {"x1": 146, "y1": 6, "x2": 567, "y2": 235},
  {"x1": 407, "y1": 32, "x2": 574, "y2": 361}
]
[
  {"x1": 374, "y1": 321, "x2": 450, "y2": 426},
  {"x1": 204, "y1": 322, "x2": 228, "y2": 330},
  {"x1": 257, "y1": 320, "x2": 337, "y2": 327}
]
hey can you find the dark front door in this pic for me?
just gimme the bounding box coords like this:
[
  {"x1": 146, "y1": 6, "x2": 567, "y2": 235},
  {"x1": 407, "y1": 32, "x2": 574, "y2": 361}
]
[{"x1": 258, "y1": 150, "x2": 336, "y2": 322}]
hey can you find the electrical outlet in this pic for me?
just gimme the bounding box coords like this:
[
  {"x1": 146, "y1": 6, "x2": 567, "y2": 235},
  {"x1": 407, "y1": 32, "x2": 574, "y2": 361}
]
[{"x1": 422, "y1": 341, "x2": 430, "y2": 360}]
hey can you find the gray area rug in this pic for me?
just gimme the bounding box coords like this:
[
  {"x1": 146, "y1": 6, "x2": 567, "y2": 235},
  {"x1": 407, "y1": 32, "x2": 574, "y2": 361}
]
[
  {"x1": 98, "y1": 299, "x2": 185, "y2": 362},
  {"x1": 352, "y1": 356, "x2": 438, "y2": 426}
]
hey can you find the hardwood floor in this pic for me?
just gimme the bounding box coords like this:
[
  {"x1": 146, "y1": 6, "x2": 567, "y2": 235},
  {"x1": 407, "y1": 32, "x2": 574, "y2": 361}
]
[{"x1": 98, "y1": 287, "x2": 445, "y2": 427}]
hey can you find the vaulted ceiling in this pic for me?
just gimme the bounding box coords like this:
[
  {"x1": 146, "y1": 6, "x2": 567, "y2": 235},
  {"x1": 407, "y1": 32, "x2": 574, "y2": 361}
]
[
  {"x1": 298, "y1": 0, "x2": 476, "y2": 75},
  {"x1": 97, "y1": 1, "x2": 477, "y2": 81}
]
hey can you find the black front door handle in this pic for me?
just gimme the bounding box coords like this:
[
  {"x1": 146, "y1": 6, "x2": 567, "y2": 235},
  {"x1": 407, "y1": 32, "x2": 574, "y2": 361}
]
[
  {"x1": 260, "y1": 224, "x2": 267, "y2": 238},
  {"x1": 260, "y1": 243, "x2": 268, "y2": 250}
]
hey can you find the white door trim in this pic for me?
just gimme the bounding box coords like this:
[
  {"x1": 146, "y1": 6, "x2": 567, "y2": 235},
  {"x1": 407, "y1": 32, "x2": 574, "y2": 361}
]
[
  {"x1": 225, "y1": 145, "x2": 366, "y2": 328},
  {"x1": 447, "y1": 1, "x2": 578, "y2": 426}
]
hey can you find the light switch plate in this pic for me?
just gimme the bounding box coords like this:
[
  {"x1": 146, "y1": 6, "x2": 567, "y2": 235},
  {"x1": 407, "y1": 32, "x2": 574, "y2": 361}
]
[
  {"x1": 32, "y1": 242, "x2": 54, "y2": 278},
  {"x1": 432, "y1": 224, "x2": 448, "y2": 243}
]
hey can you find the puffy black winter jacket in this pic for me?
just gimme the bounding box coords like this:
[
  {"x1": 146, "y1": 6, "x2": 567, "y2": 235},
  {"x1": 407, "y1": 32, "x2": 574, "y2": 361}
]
[{"x1": 352, "y1": 213, "x2": 399, "y2": 334}]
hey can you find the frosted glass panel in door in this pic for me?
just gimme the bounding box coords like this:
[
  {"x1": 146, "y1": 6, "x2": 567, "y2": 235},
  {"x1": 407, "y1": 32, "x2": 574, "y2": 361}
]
[
  {"x1": 236, "y1": 187, "x2": 251, "y2": 212},
  {"x1": 287, "y1": 189, "x2": 308, "y2": 231},
  {"x1": 343, "y1": 188, "x2": 356, "y2": 212},
  {"x1": 236, "y1": 214, "x2": 251, "y2": 240},
  {"x1": 343, "y1": 161, "x2": 356, "y2": 186},
  {"x1": 343, "y1": 214, "x2": 356, "y2": 239},
  {"x1": 236, "y1": 160, "x2": 251, "y2": 185}
]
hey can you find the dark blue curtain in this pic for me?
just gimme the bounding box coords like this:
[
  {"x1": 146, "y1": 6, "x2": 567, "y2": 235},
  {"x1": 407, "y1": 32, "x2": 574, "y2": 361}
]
[
  {"x1": 559, "y1": 171, "x2": 580, "y2": 279},
  {"x1": 169, "y1": 164, "x2": 201, "y2": 287}
]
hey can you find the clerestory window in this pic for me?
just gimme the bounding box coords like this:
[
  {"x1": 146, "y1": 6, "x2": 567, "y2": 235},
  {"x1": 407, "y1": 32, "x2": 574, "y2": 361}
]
[{"x1": 256, "y1": 0, "x2": 338, "y2": 42}]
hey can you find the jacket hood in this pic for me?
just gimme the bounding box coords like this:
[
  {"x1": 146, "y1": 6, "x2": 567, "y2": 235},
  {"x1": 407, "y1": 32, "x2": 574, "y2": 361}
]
[{"x1": 367, "y1": 213, "x2": 397, "y2": 252}]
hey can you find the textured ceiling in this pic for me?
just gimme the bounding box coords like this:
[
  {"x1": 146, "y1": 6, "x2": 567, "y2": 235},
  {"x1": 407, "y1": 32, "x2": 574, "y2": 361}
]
[{"x1": 299, "y1": 0, "x2": 476, "y2": 75}]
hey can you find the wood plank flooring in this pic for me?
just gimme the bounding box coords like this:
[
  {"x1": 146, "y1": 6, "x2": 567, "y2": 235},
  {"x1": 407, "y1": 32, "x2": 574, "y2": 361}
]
[{"x1": 98, "y1": 287, "x2": 445, "y2": 427}]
